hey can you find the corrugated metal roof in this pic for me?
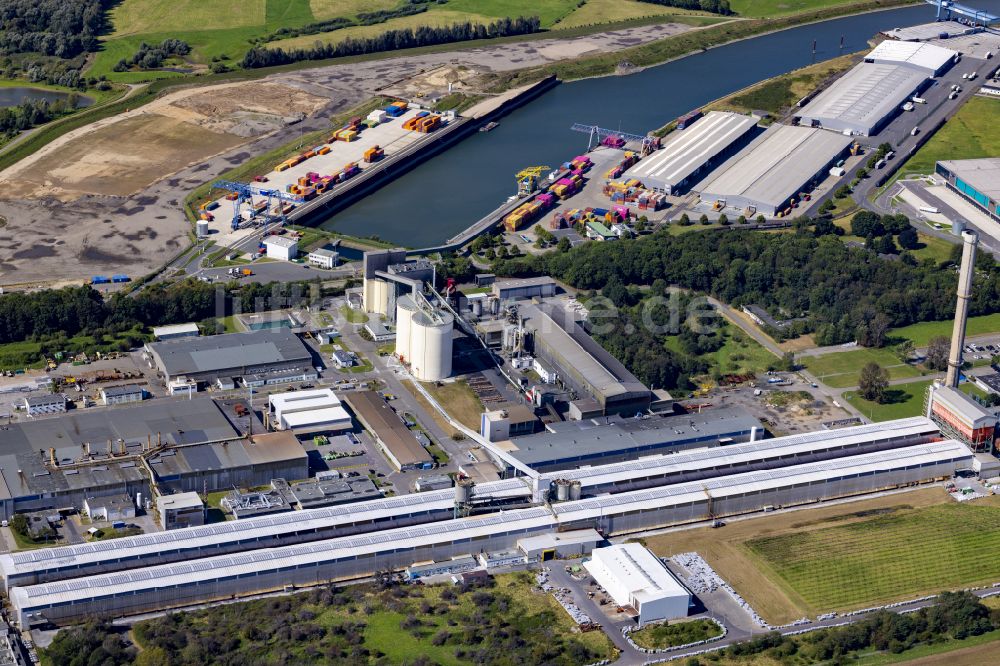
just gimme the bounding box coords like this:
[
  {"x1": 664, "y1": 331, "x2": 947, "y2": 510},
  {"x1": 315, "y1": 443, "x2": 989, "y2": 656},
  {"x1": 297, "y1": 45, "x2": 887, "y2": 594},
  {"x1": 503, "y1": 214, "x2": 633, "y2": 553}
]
[
  {"x1": 797, "y1": 63, "x2": 926, "y2": 134},
  {"x1": 147, "y1": 329, "x2": 312, "y2": 378},
  {"x1": 865, "y1": 39, "x2": 956, "y2": 73}
]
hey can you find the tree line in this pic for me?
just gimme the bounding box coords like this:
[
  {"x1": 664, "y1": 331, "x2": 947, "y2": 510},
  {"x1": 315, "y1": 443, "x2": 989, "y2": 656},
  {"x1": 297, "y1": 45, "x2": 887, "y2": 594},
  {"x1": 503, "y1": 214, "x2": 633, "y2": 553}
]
[
  {"x1": 0, "y1": 95, "x2": 79, "y2": 136},
  {"x1": 242, "y1": 16, "x2": 543, "y2": 69},
  {"x1": 259, "y1": 0, "x2": 445, "y2": 43},
  {"x1": 0, "y1": 0, "x2": 110, "y2": 59},
  {"x1": 113, "y1": 39, "x2": 191, "y2": 72},
  {"x1": 492, "y1": 219, "x2": 1000, "y2": 348},
  {"x1": 639, "y1": 0, "x2": 734, "y2": 15}
]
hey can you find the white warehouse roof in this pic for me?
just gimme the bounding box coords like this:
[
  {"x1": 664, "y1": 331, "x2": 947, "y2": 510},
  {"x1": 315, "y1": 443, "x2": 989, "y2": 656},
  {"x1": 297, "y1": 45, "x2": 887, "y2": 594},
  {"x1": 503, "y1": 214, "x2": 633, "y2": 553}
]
[
  {"x1": 696, "y1": 125, "x2": 852, "y2": 214},
  {"x1": 585, "y1": 543, "x2": 688, "y2": 607},
  {"x1": 865, "y1": 39, "x2": 956, "y2": 73},
  {"x1": 624, "y1": 112, "x2": 758, "y2": 192},
  {"x1": 797, "y1": 63, "x2": 927, "y2": 136},
  {"x1": 931, "y1": 385, "x2": 997, "y2": 428},
  {"x1": 151, "y1": 322, "x2": 200, "y2": 339},
  {"x1": 264, "y1": 236, "x2": 298, "y2": 249},
  {"x1": 269, "y1": 388, "x2": 351, "y2": 431}
]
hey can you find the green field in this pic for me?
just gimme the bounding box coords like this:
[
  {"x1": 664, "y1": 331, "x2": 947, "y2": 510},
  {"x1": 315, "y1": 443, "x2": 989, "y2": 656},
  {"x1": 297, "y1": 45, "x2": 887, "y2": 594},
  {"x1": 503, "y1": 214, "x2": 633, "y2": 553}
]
[
  {"x1": 895, "y1": 96, "x2": 1000, "y2": 178},
  {"x1": 630, "y1": 618, "x2": 724, "y2": 650},
  {"x1": 889, "y1": 313, "x2": 1000, "y2": 348},
  {"x1": 744, "y1": 503, "x2": 1000, "y2": 614},
  {"x1": 843, "y1": 378, "x2": 932, "y2": 421},
  {"x1": 804, "y1": 347, "x2": 922, "y2": 388},
  {"x1": 730, "y1": 0, "x2": 867, "y2": 16},
  {"x1": 665, "y1": 322, "x2": 778, "y2": 377}
]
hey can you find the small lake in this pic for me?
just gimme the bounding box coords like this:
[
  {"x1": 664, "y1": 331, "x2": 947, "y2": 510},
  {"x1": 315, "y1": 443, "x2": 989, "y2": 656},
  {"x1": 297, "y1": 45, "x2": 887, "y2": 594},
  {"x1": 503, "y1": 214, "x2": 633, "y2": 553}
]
[{"x1": 0, "y1": 87, "x2": 92, "y2": 108}]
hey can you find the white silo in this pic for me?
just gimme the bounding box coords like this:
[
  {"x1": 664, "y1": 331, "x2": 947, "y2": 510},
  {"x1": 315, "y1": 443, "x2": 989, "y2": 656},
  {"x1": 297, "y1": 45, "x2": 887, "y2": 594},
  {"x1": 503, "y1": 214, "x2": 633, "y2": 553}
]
[
  {"x1": 395, "y1": 295, "x2": 418, "y2": 363},
  {"x1": 410, "y1": 310, "x2": 453, "y2": 381}
]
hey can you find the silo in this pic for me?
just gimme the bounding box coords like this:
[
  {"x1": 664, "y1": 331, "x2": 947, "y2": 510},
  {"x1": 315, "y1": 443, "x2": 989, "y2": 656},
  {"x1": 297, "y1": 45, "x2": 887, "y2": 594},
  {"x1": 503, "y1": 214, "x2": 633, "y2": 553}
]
[
  {"x1": 395, "y1": 296, "x2": 418, "y2": 363},
  {"x1": 471, "y1": 298, "x2": 483, "y2": 317},
  {"x1": 410, "y1": 310, "x2": 453, "y2": 381},
  {"x1": 553, "y1": 479, "x2": 571, "y2": 502},
  {"x1": 196, "y1": 220, "x2": 209, "y2": 237},
  {"x1": 569, "y1": 481, "x2": 582, "y2": 501}
]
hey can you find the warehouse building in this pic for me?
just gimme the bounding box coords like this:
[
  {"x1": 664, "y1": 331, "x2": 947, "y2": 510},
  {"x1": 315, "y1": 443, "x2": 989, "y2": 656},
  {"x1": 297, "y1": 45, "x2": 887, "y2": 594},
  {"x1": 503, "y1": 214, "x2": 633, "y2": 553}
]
[
  {"x1": 344, "y1": 391, "x2": 433, "y2": 471},
  {"x1": 7, "y1": 440, "x2": 970, "y2": 625},
  {"x1": 268, "y1": 388, "x2": 352, "y2": 434},
  {"x1": 696, "y1": 125, "x2": 853, "y2": 217},
  {"x1": 151, "y1": 323, "x2": 200, "y2": 341},
  {"x1": 796, "y1": 62, "x2": 928, "y2": 136},
  {"x1": 492, "y1": 276, "x2": 557, "y2": 302},
  {"x1": 263, "y1": 236, "x2": 298, "y2": 261},
  {"x1": 519, "y1": 302, "x2": 652, "y2": 417},
  {"x1": 22, "y1": 394, "x2": 67, "y2": 417},
  {"x1": 0, "y1": 478, "x2": 531, "y2": 590},
  {"x1": 145, "y1": 328, "x2": 314, "y2": 385},
  {"x1": 494, "y1": 407, "x2": 761, "y2": 474},
  {"x1": 584, "y1": 544, "x2": 691, "y2": 625},
  {"x1": 864, "y1": 39, "x2": 957, "y2": 75},
  {"x1": 99, "y1": 385, "x2": 144, "y2": 406},
  {"x1": 624, "y1": 112, "x2": 758, "y2": 194},
  {"x1": 936, "y1": 158, "x2": 1000, "y2": 223}
]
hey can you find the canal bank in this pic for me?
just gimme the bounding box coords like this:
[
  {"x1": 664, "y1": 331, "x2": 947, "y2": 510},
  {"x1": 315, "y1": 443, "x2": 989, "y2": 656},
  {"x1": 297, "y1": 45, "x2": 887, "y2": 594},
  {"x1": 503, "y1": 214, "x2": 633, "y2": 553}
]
[{"x1": 319, "y1": 0, "x2": 1000, "y2": 247}]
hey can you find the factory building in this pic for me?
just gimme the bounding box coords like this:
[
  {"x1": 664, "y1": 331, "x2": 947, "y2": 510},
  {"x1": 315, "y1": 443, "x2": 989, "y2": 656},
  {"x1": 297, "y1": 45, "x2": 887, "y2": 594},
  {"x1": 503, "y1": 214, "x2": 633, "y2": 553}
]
[
  {"x1": 345, "y1": 391, "x2": 433, "y2": 471},
  {"x1": 156, "y1": 492, "x2": 205, "y2": 531},
  {"x1": 518, "y1": 302, "x2": 652, "y2": 418},
  {"x1": 796, "y1": 63, "x2": 928, "y2": 136},
  {"x1": 395, "y1": 294, "x2": 454, "y2": 382},
  {"x1": 864, "y1": 39, "x2": 957, "y2": 75},
  {"x1": 362, "y1": 249, "x2": 435, "y2": 319},
  {"x1": 0, "y1": 479, "x2": 531, "y2": 590},
  {"x1": 99, "y1": 385, "x2": 144, "y2": 406},
  {"x1": 926, "y1": 384, "x2": 996, "y2": 452},
  {"x1": 696, "y1": 125, "x2": 853, "y2": 217},
  {"x1": 623, "y1": 112, "x2": 758, "y2": 194},
  {"x1": 584, "y1": 544, "x2": 691, "y2": 625},
  {"x1": 491, "y1": 276, "x2": 558, "y2": 302},
  {"x1": 936, "y1": 158, "x2": 1000, "y2": 223},
  {"x1": 145, "y1": 328, "x2": 315, "y2": 385},
  {"x1": 263, "y1": 236, "x2": 298, "y2": 261},
  {"x1": 480, "y1": 404, "x2": 539, "y2": 442},
  {"x1": 494, "y1": 407, "x2": 761, "y2": 474},
  {"x1": 268, "y1": 388, "x2": 352, "y2": 433},
  {"x1": 82, "y1": 495, "x2": 135, "y2": 523},
  {"x1": 7, "y1": 439, "x2": 971, "y2": 625},
  {"x1": 288, "y1": 477, "x2": 382, "y2": 509}
]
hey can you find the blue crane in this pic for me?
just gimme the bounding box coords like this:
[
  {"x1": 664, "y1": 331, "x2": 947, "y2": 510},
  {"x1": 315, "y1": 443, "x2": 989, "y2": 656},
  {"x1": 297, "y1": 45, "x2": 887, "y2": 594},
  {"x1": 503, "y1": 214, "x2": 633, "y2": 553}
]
[
  {"x1": 927, "y1": 0, "x2": 998, "y2": 23},
  {"x1": 570, "y1": 123, "x2": 659, "y2": 154},
  {"x1": 211, "y1": 180, "x2": 301, "y2": 230}
]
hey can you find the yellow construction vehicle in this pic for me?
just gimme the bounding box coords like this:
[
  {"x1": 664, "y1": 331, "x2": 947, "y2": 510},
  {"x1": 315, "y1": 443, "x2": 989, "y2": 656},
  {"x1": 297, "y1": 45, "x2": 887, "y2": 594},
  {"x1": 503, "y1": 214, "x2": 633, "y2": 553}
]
[{"x1": 516, "y1": 166, "x2": 550, "y2": 197}]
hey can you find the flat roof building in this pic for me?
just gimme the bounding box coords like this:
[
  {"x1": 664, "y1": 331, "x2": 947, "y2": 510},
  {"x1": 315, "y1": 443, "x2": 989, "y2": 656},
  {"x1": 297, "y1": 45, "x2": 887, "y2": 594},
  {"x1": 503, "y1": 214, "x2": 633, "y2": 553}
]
[
  {"x1": 289, "y1": 477, "x2": 382, "y2": 509},
  {"x1": 520, "y1": 302, "x2": 652, "y2": 417},
  {"x1": 156, "y1": 492, "x2": 205, "y2": 531},
  {"x1": 492, "y1": 276, "x2": 558, "y2": 301},
  {"x1": 936, "y1": 158, "x2": 1000, "y2": 223},
  {"x1": 307, "y1": 247, "x2": 339, "y2": 269},
  {"x1": 146, "y1": 328, "x2": 314, "y2": 384},
  {"x1": 585, "y1": 544, "x2": 690, "y2": 625},
  {"x1": 268, "y1": 388, "x2": 352, "y2": 434},
  {"x1": 151, "y1": 323, "x2": 200, "y2": 341},
  {"x1": 864, "y1": 39, "x2": 956, "y2": 74},
  {"x1": 796, "y1": 63, "x2": 927, "y2": 136},
  {"x1": 696, "y1": 125, "x2": 852, "y2": 217},
  {"x1": 882, "y1": 21, "x2": 971, "y2": 42},
  {"x1": 263, "y1": 236, "x2": 298, "y2": 261},
  {"x1": 624, "y1": 112, "x2": 758, "y2": 194},
  {"x1": 23, "y1": 394, "x2": 66, "y2": 417},
  {"x1": 99, "y1": 384, "x2": 144, "y2": 406},
  {"x1": 494, "y1": 407, "x2": 762, "y2": 473},
  {"x1": 345, "y1": 391, "x2": 433, "y2": 471}
]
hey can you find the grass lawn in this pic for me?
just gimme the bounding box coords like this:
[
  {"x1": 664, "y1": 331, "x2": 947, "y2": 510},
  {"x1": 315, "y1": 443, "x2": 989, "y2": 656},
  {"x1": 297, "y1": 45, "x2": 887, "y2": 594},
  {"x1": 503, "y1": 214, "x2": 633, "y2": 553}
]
[
  {"x1": 744, "y1": 502, "x2": 1000, "y2": 615},
  {"x1": 804, "y1": 347, "x2": 922, "y2": 388},
  {"x1": 401, "y1": 379, "x2": 463, "y2": 439},
  {"x1": 909, "y1": 232, "x2": 957, "y2": 263},
  {"x1": 423, "y1": 380, "x2": 484, "y2": 431},
  {"x1": 630, "y1": 618, "x2": 723, "y2": 650},
  {"x1": 339, "y1": 304, "x2": 368, "y2": 324},
  {"x1": 216, "y1": 314, "x2": 243, "y2": 333},
  {"x1": 889, "y1": 313, "x2": 1000, "y2": 348},
  {"x1": 844, "y1": 378, "x2": 932, "y2": 422},
  {"x1": 894, "y1": 96, "x2": 1000, "y2": 179},
  {"x1": 665, "y1": 322, "x2": 778, "y2": 377},
  {"x1": 556, "y1": 0, "x2": 713, "y2": 28},
  {"x1": 730, "y1": 0, "x2": 871, "y2": 16}
]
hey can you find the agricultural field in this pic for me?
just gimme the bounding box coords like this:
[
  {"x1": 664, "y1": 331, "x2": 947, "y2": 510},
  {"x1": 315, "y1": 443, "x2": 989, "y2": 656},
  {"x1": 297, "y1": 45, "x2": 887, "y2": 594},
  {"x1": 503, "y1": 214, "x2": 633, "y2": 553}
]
[
  {"x1": 894, "y1": 96, "x2": 1000, "y2": 179},
  {"x1": 889, "y1": 313, "x2": 1000, "y2": 348},
  {"x1": 803, "y1": 347, "x2": 922, "y2": 388},
  {"x1": 843, "y1": 378, "x2": 932, "y2": 421},
  {"x1": 554, "y1": 0, "x2": 714, "y2": 29},
  {"x1": 646, "y1": 487, "x2": 951, "y2": 624},
  {"x1": 744, "y1": 502, "x2": 1000, "y2": 615}
]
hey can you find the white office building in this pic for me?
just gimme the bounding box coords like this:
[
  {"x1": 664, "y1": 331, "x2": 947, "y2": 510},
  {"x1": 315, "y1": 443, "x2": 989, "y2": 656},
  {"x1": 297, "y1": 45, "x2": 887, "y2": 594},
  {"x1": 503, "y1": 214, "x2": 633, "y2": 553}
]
[{"x1": 584, "y1": 543, "x2": 691, "y2": 625}]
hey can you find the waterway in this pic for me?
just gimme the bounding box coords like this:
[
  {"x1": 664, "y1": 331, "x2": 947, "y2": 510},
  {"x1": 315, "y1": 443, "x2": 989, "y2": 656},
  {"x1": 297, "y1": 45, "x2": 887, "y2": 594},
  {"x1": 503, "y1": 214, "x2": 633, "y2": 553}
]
[
  {"x1": 323, "y1": 1, "x2": 1000, "y2": 247},
  {"x1": 0, "y1": 86, "x2": 92, "y2": 108}
]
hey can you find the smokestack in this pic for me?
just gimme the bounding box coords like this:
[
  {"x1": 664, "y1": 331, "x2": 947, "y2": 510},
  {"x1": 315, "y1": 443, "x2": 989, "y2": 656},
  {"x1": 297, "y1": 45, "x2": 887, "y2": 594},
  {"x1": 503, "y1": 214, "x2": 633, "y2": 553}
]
[{"x1": 947, "y1": 230, "x2": 978, "y2": 387}]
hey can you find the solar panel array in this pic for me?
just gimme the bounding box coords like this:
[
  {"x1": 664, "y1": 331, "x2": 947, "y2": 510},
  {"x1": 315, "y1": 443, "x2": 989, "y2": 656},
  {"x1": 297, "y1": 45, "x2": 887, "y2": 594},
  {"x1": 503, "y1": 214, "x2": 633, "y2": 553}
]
[
  {"x1": 547, "y1": 417, "x2": 934, "y2": 483},
  {"x1": 7, "y1": 478, "x2": 530, "y2": 570},
  {"x1": 22, "y1": 507, "x2": 555, "y2": 600}
]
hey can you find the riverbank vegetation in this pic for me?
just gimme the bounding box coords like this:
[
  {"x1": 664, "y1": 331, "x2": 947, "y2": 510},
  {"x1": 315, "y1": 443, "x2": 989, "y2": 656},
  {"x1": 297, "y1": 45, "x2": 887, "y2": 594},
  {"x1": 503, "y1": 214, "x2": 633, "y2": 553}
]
[{"x1": 42, "y1": 572, "x2": 617, "y2": 666}]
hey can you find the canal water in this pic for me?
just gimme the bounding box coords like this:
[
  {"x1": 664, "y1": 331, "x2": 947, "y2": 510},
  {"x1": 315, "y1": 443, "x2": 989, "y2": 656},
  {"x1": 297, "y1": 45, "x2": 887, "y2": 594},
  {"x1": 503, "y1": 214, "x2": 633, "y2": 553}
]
[
  {"x1": 323, "y1": 1, "x2": 1000, "y2": 246},
  {"x1": 0, "y1": 87, "x2": 91, "y2": 108}
]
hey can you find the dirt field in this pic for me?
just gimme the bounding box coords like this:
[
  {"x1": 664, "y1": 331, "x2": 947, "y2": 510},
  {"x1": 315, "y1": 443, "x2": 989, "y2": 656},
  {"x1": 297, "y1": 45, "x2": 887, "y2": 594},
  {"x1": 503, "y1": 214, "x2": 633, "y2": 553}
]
[
  {"x1": 645, "y1": 487, "x2": 952, "y2": 625},
  {"x1": 900, "y1": 639, "x2": 1000, "y2": 666}
]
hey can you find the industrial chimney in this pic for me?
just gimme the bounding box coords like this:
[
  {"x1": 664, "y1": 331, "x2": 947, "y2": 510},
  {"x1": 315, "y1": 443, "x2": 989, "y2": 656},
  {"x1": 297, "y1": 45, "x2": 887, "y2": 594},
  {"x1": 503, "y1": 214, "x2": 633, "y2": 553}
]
[{"x1": 946, "y1": 230, "x2": 979, "y2": 388}]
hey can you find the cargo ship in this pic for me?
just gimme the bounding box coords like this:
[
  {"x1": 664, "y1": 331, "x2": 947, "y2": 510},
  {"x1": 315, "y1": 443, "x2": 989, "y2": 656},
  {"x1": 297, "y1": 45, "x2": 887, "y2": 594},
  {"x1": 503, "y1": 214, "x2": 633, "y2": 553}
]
[{"x1": 479, "y1": 121, "x2": 499, "y2": 133}]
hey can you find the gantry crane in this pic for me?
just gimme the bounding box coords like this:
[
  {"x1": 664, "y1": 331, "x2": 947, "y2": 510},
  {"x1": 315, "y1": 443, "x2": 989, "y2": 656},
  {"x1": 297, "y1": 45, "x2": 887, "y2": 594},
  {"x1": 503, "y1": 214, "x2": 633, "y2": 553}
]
[
  {"x1": 570, "y1": 124, "x2": 660, "y2": 155},
  {"x1": 516, "y1": 166, "x2": 550, "y2": 197},
  {"x1": 211, "y1": 180, "x2": 302, "y2": 230}
]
